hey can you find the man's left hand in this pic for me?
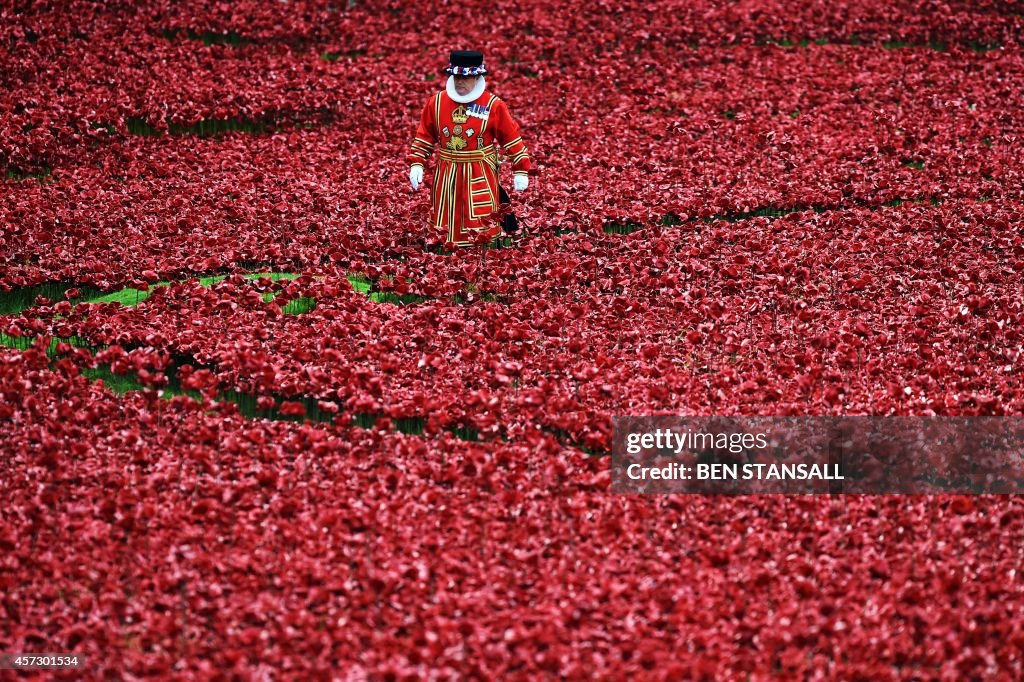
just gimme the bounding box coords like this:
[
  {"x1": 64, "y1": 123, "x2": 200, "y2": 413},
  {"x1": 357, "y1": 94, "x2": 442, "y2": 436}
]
[{"x1": 513, "y1": 174, "x2": 529, "y2": 192}]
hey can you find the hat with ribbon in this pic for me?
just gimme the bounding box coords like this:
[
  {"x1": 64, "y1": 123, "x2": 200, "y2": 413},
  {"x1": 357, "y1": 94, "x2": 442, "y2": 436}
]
[{"x1": 444, "y1": 50, "x2": 487, "y2": 76}]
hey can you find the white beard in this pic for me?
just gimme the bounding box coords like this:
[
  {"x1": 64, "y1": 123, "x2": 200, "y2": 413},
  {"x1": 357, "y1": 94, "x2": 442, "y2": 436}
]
[{"x1": 446, "y1": 75, "x2": 486, "y2": 103}]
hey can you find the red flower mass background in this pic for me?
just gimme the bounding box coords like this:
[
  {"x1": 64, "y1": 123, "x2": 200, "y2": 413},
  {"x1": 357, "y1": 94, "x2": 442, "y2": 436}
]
[{"x1": 2, "y1": 1, "x2": 1024, "y2": 678}]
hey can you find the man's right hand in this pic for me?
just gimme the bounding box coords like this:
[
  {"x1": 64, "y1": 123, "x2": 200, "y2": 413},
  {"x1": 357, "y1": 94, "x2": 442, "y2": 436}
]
[{"x1": 409, "y1": 165, "x2": 423, "y2": 191}]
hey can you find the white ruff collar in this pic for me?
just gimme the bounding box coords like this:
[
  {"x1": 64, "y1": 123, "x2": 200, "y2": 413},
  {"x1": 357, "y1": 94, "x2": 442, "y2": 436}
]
[{"x1": 446, "y1": 75, "x2": 487, "y2": 103}]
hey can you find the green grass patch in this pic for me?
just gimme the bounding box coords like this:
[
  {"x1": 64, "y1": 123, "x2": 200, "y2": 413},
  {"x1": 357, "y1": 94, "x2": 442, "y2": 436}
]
[
  {"x1": 76, "y1": 272, "x2": 305, "y2": 309},
  {"x1": 715, "y1": 206, "x2": 798, "y2": 222},
  {"x1": 485, "y1": 236, "x2": 519, "y2": 250},
  {"x1": 883, "y1": 197, "x2": 939, "y2": 208},
  {"x1": 0, "y1": 333, "x2": 37, "y2": 352},
  {"x1": 451, "y1": 284, "x2": 502, "y2": 305},
  {"x1": 967, "y1": 41, "x2": 1001, "y2": 53},
  {"x1": 542, "y1": 426, "x2": 604, "y2": 456},
  {"x1": 449, "y1": 424, "x2": 480, "y2": 441},
  {"x1": 0, "y1": 281, "x2": 103, "y2": 315},
  {"x1": 81, "y1": 366, "x2": 147, "y2": 394},
  {"x1": 84, "y1": 285, "x2": 165, "y2": 307},
  {"x1": 162, "y1": 28, "x2": 248, "y2": 46},
  {"x1": 1, "y1": 333, "x2": 95, "y2": 356},
  {"x1": 125, "y1": 118, "x2": 162, "y2": 136},
  {"x1": 0, "y1": 270, "x2": 396, "y2": 319},
  {"x1": 125, "y1": 116, "x2": 271, "y2": 137},
  {"x1": 221, "y1": 390, "x2": 332, "y2": 423},
  {"x1": 192, "y1": 30, "x2": 246, "y2": 46},
  {"x1": 1, "y1": 271, "x2": 488, "y2": 444},
  {"x1": 881, "y1": 39, "x2": 947, "y2": 52},
  {"x1": 351, "y1": 414, "x2": 426, "y2": 435},
  {"x1": 90, "y1": 121, "x2": 117, "y2": 135},
  {"x1": 1, "y1": 331, "x2": 484, "y2": 443},
  {"x1": 351, "y1": 413, "x2": 477, "y2": 440},
  {"x1": 5, "y1": 166, "x2": 52, "y2": 182},
  {"x1": 321, "y1": 49, "x2": 367, "y2": 61},
  {"x1": 277, "y1": 296, "x2": 316, "y2": 315},
  {"x1": 396, "y1": 417, "x2": 427, "y2": 435},
  {"x1": 369, "y1": 291, "x2": 429, "y2": 305},
  {"x1": 603, "y1": 221, "x2": 644, "y2": 235},
  {"x1": 352, "y1": 413, "x2": 378, "y2": 429},
  {"x1": 347, "y1": 273, "x2": 371, "y2": 294},
  {"x1": 758, "y1": 37, "x2": 818, "y2": 49}
]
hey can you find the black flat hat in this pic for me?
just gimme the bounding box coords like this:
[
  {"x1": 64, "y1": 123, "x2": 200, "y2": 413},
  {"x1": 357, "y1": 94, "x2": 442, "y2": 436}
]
[{"x1": 445, "y1": 50, "x2": 487, "y2": 76}]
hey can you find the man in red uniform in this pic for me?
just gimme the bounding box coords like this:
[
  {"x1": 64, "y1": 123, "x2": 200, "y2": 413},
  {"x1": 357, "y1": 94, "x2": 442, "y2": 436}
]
[{"x1": 408, "y1": 50, "x2": 531, "y2": 247}]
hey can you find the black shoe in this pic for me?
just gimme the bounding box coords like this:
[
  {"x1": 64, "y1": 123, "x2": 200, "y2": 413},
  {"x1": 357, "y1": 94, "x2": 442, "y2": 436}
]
[{"x1": 502, "y1": 213, "x2": 519, "y2": 234}]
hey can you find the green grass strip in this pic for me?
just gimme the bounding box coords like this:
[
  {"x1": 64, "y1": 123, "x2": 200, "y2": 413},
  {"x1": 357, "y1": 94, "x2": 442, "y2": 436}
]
[
  {"x1": 0, "y1": 333, "x2": 38, "y2": 352},
  {"x1": 347, "y1": 274, "x2": 371, "y2": 294},
  {"x1": 369, "y1": 291, "x2": 429, "y2": 305},
  {"x1": 5, "y1": 166, "x2": 53, "y2": 182},
  {"x1": 78, "y1": 272, "x2": 307, "y2": 310},
  {"x1": 0, "y1": 332, "x2": 494, "y2": 446},
  {"x1": 321, "y1": 49, "x2": 367, "y2": 62},
  {"x1": 0, "y1": 281, "x2": 96, "y2": 315},
  {"x1": 277, "y1": 296, "x2": 317, "y2": 314},
  {"x1": 83, "y1": 284, "x2": 170, "y2": 307},
  {"x1": 80, "y1": 366, "x2": 148, "y2": 394},
  {"x1": 603, "y1": 221, "x2": 644, "y2": 235},
  {"x1": 351, "y1": 413, "x2": 479, "y2": 440},
  {"x1": 0, "y1": 271, "x2": 404, "y2": 319},
  {"x1": 0, "y1": 333, "x2": 93, "y2": 355},
  {"x1": 125, "y1": 116, "x2": 271, "y2": 137}
]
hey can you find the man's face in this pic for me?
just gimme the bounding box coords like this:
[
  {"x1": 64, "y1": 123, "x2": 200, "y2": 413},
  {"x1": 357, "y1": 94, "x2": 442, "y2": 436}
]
[{"x1": 453, "y1": 75, "x2": 478, "y2": 96}]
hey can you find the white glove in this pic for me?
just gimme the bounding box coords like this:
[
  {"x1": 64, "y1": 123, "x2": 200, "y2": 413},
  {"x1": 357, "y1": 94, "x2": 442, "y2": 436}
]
[
  {"x1": 409, "y1": 165, "x2": 423, "y2": 191},
  {"x1": 513, "y1": 174, "x2": 529, "y2": 192}
]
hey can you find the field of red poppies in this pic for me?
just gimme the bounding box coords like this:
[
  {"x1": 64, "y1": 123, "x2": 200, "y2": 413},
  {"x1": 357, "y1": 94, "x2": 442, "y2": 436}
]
[{"x1": 3, "y1": 1, "x2": 1024, "y2": 678}]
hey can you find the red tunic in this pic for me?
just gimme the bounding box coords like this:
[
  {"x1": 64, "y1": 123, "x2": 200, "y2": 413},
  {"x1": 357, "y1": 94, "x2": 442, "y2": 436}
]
[{"x1": 408, "y1": 89, "x2": 531, "y2": 246}]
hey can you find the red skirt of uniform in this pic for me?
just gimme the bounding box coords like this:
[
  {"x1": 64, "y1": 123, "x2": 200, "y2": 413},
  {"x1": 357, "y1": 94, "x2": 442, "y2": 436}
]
[{"x1": 430, "y1": 145, "x2": 502, "y2": 246}]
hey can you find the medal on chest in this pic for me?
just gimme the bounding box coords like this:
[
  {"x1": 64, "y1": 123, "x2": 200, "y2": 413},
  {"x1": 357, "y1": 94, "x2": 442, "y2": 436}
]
[
  {"x1": 443, "y1": 102, "x2": 489, "y2": 150},
  {"x1": 468, "y1": 103, "x2": 490, "y2": 120},
  {"x1": 446, "y1": 106, "x2": 469, "y2": 150}
]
